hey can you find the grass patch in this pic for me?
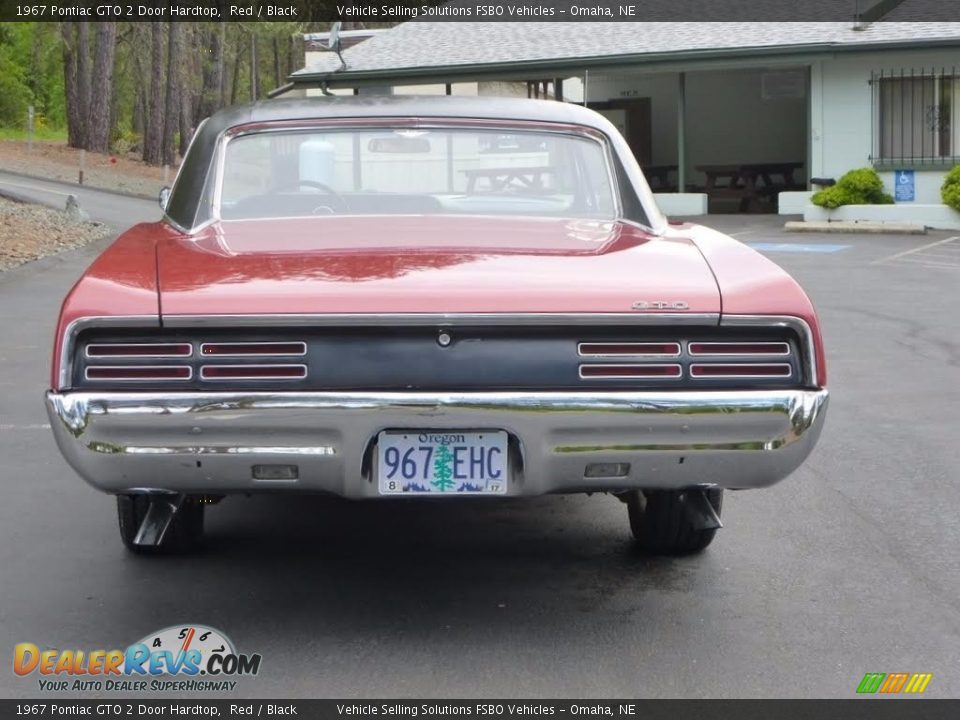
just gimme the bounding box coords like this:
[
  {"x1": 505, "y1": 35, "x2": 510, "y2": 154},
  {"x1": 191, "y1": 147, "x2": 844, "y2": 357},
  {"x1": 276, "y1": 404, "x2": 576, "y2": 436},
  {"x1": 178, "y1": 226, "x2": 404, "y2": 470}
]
[{"x1": 0, "y1": 126, "x2": 68, "y2": 142}]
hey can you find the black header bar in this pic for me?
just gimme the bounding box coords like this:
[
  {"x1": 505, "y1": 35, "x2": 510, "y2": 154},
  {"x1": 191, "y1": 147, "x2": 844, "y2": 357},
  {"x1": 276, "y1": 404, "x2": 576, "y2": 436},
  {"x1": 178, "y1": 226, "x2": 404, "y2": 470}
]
[
  {"x1": 0, "y1": 700, "x2": 959, "y2": 719},
  {"x1": 0, "y1": 0, "x2": 958, "y2": 23}
]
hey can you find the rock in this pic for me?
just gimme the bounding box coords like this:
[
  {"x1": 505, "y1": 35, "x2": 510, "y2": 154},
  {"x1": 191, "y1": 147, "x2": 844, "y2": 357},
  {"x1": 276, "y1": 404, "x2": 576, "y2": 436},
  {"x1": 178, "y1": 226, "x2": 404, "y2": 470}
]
[{"x1": 64, "y1": 195, "x2": 90, "y2": 222}]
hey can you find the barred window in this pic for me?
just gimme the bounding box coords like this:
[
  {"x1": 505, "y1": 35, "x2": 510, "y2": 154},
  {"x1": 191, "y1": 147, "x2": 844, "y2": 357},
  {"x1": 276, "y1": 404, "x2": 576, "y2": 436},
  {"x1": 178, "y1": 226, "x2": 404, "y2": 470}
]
[{"x1": 872, "y1": 69, "x2": 958, "y2": 163}]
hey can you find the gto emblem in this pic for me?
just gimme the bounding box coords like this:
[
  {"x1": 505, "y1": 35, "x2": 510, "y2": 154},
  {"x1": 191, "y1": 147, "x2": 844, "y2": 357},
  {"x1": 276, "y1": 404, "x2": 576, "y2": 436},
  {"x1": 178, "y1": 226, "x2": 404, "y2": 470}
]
[{"x1": 631, "y1": 300, "x2": 690, "y2": 310}]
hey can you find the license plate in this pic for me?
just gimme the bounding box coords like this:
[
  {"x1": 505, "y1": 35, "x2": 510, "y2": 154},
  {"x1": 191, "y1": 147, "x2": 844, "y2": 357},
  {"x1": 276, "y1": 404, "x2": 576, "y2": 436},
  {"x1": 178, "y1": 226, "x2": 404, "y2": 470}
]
[{"x1": 377, "y1": 431, "x2": 508, "y2": 495}]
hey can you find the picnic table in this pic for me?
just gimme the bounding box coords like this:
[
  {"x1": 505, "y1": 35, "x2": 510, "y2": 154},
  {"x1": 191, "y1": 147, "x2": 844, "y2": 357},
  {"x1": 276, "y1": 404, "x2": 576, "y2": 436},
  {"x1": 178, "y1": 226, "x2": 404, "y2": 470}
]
[
  {"x1": 696, "y1": 162, "x2": 804, "y2": 211},
  {"x1": 644, "y1": 165, "x2": 678, "y2": 191},
  {"x1": 463, "y1": 165, "x2": 554, "y2": 193},
  {"x1": 697, "y1": 162, "x2": 803, "y2": 192}
]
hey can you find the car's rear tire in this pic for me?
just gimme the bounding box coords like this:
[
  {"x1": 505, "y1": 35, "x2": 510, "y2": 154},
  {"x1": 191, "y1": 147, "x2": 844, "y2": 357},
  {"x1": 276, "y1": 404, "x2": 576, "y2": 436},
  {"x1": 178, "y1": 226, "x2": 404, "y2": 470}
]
[
  {"x1": 626, "y1": 488, "x2": 723, "y2": 555},
  {"x1": 117, "y1": 494, "x2": 205, "y2": 554}
]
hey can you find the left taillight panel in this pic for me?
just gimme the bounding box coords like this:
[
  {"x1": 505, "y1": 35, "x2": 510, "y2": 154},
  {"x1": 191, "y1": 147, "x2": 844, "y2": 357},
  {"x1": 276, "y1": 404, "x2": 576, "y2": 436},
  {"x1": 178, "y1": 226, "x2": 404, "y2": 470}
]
[
  {"x1": 77, "y1": 339, "x2": 197, "y2": 387},
  {"x1": 72, "y1": 333, "x2": 310, "y2": 390}
]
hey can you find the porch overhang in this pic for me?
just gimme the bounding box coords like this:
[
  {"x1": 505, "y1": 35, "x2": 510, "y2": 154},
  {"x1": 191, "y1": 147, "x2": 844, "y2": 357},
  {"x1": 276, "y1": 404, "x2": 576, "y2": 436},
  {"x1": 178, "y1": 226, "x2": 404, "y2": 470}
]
[{"x1": 288, "y1": 37, "x2": 960, "y2": 91}]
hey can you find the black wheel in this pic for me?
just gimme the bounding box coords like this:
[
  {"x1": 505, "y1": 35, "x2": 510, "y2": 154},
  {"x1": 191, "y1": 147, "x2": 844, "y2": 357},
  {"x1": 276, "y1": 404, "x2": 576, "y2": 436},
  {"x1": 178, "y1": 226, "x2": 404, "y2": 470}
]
[
  {"x1": 117, "y1": 494, "x2": 205, "y2": 554},
  {"x1": 626, "y1": 488, "x2": 723, "y2": 555}
]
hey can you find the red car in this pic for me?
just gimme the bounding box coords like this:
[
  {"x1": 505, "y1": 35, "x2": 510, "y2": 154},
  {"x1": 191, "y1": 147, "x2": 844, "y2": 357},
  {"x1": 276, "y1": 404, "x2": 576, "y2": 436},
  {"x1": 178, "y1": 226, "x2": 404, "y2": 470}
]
[{"x1": 46, "y1": 97, "x2": 828, "y2": 555}]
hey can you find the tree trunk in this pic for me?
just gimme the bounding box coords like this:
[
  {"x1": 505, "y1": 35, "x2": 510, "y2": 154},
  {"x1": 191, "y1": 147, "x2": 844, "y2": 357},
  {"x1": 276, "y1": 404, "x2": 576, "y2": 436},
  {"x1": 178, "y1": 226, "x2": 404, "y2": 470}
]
[
  {"x1": 161, "y1": 22, "x2": 181, "y2": 167},
  {"x1": 249, "y1": 32, "x2": 258, "y2": 101},
  {"x1": 77, "y1": 22, "x2": 91, "y2": 143},
  {"x1": 61, "y1": 22, "x2": 93, "y2": 149},
  {"x1": 288, "y1": 34, "x2": 297, "y2": 82},
  {"x1": 273, "y1": 36, "x2": 281, "y2": 89},
  {"x1": 129, "y1": 28, "x2": 147, "y2": 139},
  {"x1": 217, "y1": 24, "x2": 227, "y2": 108},
  {"x1": 179, "y1": 92, "x2": 193, "y2": 157},
  {"x1": 142, "y1": 23, "x2": 164, "y2": 165},
  {"x1": 86, "y1": 22, "x2": 117, "y2": 153},
  {"x1": 61, "y1": 23, "x2": 83, "y2": 149},
  {"x1": 132, "y1": 87, "x2": 144, "y2": 136},
  {"x1": 198, "y1": 26, "x2": 221, "y2": 121},
  {"x1": 230, "y1": 37, "x2": 241, "y2": 106}
]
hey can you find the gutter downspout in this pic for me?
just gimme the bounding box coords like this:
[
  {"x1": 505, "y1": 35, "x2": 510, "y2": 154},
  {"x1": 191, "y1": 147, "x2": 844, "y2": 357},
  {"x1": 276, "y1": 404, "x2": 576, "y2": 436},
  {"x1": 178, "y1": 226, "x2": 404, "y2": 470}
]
[
  {"x1": 809, "y1": 60, "x2": 825, "y2": 186},
  {"x1": 677, "y1": 72, "x2": 687, "y2": 193}
]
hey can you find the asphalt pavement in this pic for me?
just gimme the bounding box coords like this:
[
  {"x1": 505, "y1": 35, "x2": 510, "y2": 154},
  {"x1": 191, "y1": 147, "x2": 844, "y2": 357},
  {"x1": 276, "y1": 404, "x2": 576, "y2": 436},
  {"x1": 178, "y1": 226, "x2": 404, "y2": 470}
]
[
  {"x1": 0, "y1": 181, "x2": 958, "y2": 699},
  {"x1": 0, "y1": 170, "x2": 159, "y2": 228}
]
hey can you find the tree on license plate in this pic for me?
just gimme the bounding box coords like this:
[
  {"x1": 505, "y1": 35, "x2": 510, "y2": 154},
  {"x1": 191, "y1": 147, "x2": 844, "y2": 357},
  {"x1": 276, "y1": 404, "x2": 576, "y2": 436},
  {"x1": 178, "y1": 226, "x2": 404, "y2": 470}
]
[{"x1": 377, "y1": 431, "x2": 508, "y2": 495}]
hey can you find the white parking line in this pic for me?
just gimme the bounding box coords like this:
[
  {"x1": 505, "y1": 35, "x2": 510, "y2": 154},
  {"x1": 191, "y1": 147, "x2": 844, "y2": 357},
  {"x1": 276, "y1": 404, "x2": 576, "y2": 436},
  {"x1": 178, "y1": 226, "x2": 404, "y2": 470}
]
[
  {"x1": 890, "y1": 256, "x2": 960, "y2": 269},
  {"x1": 872, "y1": 235, "x2": 960, "y2": 265},
  {"x1": 913, "y1": 251, "x2": 960, "y2": 260},
  {"x1": 0, "y1": 424, "x2": 51, "y2": 431}
]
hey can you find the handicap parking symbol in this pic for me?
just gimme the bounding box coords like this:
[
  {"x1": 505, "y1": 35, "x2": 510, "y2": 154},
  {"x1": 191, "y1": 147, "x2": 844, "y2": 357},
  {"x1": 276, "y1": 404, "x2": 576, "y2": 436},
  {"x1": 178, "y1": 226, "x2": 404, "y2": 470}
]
[{"x1": 895, "y1": 169, "x2": 915, "y2": 202}]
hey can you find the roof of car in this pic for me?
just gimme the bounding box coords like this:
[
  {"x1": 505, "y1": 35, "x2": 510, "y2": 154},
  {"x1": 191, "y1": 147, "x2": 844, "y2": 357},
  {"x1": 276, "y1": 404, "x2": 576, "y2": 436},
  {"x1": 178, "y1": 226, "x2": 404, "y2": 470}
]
[
  {"x1": 164, "y1": 96, "x2": 618, "y2": 232},
  {"x1": 205, "y1": 95, "x2": 611, "y2": 134}
]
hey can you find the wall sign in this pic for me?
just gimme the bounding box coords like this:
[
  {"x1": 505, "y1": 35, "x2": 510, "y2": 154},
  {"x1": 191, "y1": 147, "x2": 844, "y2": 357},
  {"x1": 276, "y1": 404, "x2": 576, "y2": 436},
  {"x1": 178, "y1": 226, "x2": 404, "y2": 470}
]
[{"x1": 895, "y1": 169, "x2": 915, "y2": 202}]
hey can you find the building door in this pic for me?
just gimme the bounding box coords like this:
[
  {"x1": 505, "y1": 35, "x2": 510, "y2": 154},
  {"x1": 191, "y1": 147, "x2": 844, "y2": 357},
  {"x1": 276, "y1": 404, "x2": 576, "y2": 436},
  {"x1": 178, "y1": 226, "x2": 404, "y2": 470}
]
[{"x1": 590, "y1": 98, "x2": 652, "y2": 166}]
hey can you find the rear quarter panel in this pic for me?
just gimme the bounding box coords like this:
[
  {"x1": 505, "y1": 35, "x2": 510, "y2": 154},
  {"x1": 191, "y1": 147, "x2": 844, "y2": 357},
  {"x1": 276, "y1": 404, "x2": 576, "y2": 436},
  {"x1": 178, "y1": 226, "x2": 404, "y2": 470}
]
[
  {"x1": 50, "y1": 223, "x2": 170, "y2": 389},
  {"x1": 676, "y1": 222, "x2": 827, "y2": 387}
]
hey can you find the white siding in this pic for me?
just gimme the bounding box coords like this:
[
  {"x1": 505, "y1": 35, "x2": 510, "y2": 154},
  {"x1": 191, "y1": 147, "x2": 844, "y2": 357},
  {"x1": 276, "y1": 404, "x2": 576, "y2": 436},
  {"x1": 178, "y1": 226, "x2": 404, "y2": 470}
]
[{"x1": 817, "y1": 48, "x2": 957, "y2": 203}]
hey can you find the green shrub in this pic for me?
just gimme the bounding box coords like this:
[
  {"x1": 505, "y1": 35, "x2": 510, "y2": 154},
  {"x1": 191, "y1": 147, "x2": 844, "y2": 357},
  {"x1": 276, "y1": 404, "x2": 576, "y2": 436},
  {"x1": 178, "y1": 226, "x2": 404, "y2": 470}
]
[
  {"x1": 111, "y1": 129, "x2": 141, "y2": 156},
  {"x1": 811, "y1": 186, "x2": 856, "y2": 209},
  {"x1": 941, "y1": 166, "x2": 960, "y2": 212},
  {"x1": 0, "y1": 51, "x2": 31, "y2": 127},
  {"x1": 811, "y1": 167, "x2": 894, "y2": 208}
]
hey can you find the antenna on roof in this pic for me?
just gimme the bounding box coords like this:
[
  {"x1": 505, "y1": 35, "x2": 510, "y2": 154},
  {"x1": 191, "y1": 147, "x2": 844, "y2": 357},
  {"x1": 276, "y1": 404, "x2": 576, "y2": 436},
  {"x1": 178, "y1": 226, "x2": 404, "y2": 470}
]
[
  {"x1": 326, "y1": 22, "x2": 347, "y2": 72},
  {"x1": 852, "y1": 0, "x2": 867, "y2": 29}
]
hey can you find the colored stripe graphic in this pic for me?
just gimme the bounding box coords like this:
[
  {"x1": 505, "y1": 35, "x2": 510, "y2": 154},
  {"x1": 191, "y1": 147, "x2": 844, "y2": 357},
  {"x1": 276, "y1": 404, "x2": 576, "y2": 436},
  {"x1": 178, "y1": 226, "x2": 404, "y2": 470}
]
[
  {"x1": 857, "y1": 673, "x2": 886, "y2": 694},
  {"x1": 879, "y1": 673, "x2": 909, "y2": 693},
  {"x1": 904, "y1": 673, "x2": 933, "y2": 694},
  {"x1": 857, "y1": 672, "x2": 932, "y2": 694}
]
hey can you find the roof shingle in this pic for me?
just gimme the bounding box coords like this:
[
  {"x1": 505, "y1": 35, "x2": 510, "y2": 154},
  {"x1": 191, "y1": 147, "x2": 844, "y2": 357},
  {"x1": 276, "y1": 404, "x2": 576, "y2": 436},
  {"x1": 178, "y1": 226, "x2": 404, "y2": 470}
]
[{"x1": 293, "y1": 13, "x2": 960, "y2": 80}]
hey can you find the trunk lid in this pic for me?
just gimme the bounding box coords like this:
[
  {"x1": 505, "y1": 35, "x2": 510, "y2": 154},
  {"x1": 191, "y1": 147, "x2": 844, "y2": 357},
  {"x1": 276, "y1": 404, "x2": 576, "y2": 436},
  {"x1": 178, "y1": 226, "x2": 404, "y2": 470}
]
[{"x1": 156, "y1": 216, "x2": 720, "y2": 317}]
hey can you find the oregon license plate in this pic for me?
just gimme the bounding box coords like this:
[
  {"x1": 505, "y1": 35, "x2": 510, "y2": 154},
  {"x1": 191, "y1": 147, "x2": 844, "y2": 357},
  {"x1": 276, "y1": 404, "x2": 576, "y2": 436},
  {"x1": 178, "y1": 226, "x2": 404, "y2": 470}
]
[{"x1": 377, "y1": 431, "x2": 508, "y2": 495}]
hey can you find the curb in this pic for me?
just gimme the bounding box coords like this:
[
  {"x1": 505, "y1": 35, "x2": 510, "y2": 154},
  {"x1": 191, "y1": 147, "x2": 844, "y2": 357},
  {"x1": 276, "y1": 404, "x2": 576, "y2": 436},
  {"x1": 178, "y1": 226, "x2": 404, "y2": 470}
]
[
  {"x1": 784, "y1": 220, "x2": 927, "y2": 235},
  {"x1": 0, "y1": 168, "x2": 157, "y2": 202}
]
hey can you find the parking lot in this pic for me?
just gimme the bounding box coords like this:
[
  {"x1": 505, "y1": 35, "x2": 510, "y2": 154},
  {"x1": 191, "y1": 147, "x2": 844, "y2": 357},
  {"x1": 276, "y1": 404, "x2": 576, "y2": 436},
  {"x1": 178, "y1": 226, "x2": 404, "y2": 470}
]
[{"x1": 0, "y1": 182, "x2": 958, "y2": 698}]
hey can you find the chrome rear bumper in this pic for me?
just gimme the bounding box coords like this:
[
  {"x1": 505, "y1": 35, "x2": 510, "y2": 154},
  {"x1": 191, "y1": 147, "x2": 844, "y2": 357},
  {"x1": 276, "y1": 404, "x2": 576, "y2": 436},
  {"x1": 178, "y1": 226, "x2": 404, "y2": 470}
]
[{"x1": 46, "y1": 389, "x2": 828, "y2": 497}]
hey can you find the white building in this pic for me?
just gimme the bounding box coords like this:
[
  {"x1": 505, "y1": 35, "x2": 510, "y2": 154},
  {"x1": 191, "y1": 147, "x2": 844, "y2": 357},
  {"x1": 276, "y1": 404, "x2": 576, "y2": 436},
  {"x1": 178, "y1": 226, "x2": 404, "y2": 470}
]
[{"x1": 286, "y1": 16, "x2": 960, "y2": 216}]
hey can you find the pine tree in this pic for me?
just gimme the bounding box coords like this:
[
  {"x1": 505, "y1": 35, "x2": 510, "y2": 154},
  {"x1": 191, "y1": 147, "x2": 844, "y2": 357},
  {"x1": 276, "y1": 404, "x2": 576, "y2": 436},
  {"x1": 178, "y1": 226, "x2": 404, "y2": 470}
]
[{"x1": 432, "y1": 444, "x2": 455, "y2": 492}]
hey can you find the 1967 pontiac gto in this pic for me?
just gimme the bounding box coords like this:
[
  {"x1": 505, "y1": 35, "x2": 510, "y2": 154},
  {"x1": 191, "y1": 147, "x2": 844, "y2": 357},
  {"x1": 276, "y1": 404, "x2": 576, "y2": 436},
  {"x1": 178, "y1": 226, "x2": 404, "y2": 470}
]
[{"x1": 45, "y1": 96, "x2": 828, "y2": 555}]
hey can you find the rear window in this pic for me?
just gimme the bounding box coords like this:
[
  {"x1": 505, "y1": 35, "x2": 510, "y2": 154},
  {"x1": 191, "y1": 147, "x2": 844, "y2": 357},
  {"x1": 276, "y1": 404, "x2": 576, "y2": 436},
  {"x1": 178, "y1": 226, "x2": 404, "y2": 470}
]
[{"x1": 219, "y1": 127, "x2": 618, "y2": 220}]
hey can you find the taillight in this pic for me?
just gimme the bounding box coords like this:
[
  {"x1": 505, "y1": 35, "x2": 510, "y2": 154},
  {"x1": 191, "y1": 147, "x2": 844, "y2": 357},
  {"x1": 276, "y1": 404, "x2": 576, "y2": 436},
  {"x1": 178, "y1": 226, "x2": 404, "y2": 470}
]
[
  {"x1": 579, "y1": 364, "x2": 682, "y2": 379},
  {"x1": 85, "y1": 366, "x2": 192, "y2": 381},
  {"x1": 690, "y1": 363, "x2": 792, "y2": 378},
  {"x1": 578, "y1": 342, "x2": 681, "y2": 357},
  {"x1": 200, "y1": 342, "x2": 307, "y2": 357},
  {"x1": 199, "y1": 364, "x2": 307, "y2": 380},
  {"x1": 688, "y1": 342, "x2": 790, "y2": 356},
  {"x1": 85, "y1": 343, "x2": 192, "y2": 358}
]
